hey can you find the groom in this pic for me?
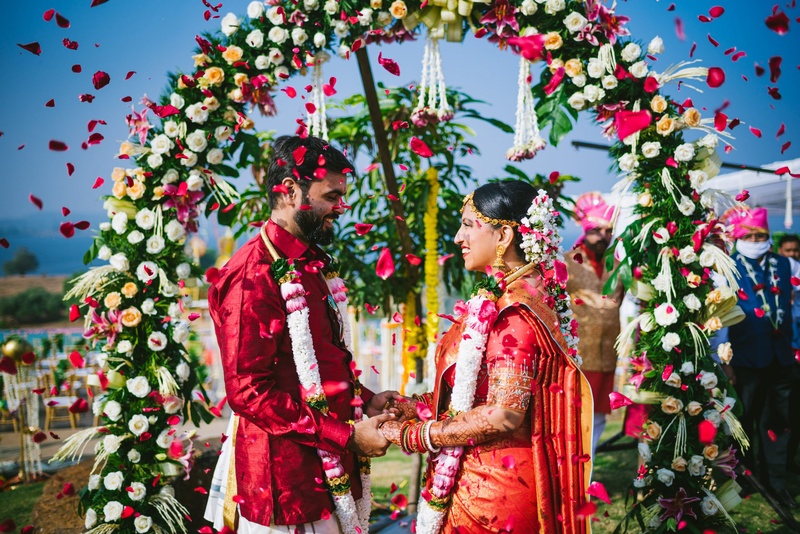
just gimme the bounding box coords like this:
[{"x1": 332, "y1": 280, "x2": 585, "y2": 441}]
[{"x1": 207, "y1": 135, "x2": 399, "y2": 531}]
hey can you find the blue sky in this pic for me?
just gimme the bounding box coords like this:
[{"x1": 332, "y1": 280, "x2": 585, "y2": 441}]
[{"x1": 0, "y1": 0, "x2": 797, "y2": 264}]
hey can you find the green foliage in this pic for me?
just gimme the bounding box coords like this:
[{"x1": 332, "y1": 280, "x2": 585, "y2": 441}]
[
  {"x1": 3, "y1": 247, "x2": 39, "y2": 276},
  {"x1": 0, "y1": 287, "x2": 64, "y2": 326}
]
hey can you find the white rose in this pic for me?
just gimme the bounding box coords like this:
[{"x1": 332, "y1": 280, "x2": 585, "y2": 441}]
[
  {"x1": 134, "y1": 208, "x2": 155, "y2": 230},
  {"x1": 678, "y1": 247, "x2": 697, "y2": 264},
  {"x1": 311, "y1": 32, "x2": 327, "y2": 48},
  {"x1": 618, "y1": 153, "x2": 638, "y2": 172},
  {"x1": 169, "y1": 93, "x2": 185, "y2": 110},
  {"x1": 186, "y1": 174, "x2": 205, "y2": 192},
  {"x1": 247, "y1": 1, "x2": 264, "y2": 18},
  {"x1": 337, "y1": 44, "x2": 351, "y2": 59},
  {"x1": 664, "y1": 372, "x2": 682, "y2": 388},
  {"x1": 583, "y1": 85, "x2": 605, "y2": 103},
  {"x1": 127, "y1": 481, "x2": 147, "y2": 501},
  {"x1": 168, "y1": 302, "x2": 182, "y2": 319},
  {"x1": 333, "y1": 20, "x2": 349, "y2": 38},
  {"x1": 641, "y1": 141, "x2": 661, "y2": 158},
  {"x1": 104, "y1": 471, "x2": 124, "y2": 491},
  {"x1": 128, "y1": 414, "x2": 149, "y2": 437},
  {"x1": 134, "y1": 515, "x2": 153, "y2": 533},
  {"x1": 674, "y1": 143, "x2": 696, "y2": 162},
  {"x1": 173, "y1": 263, "x2": 191, "y2": 280},
  {"x1": 266, "y1": 6, "x2": 285, "y2": 25},
  {"x1": 220, "y1": 13, "x2": 240, "y2": 36},
  {"x1": 213, "y1": 127, "x2": 232, "y2": 145},
  {"x1": 688, "y1": 170, "x2": 708, "y2": 190},
  {"x1": 544, "y1": 0, "x2": 565, "y2": 14},
  {"x1": 678, "y1": 196, "x2": 695, "y2": 216},
  {"x1": 701, "y1": 496, "x2": 719, "y2": 516},
  {"x1": 683, "y1": 293, "x2": 701, "y2": 311},
  {"x1": 109, "y1": 253, "x2": 130, "y2": 272},
  {"x1": 357, "y1": 8, "x2": 373, "y2": 24},
  {"x1": 128, "y1": 448, "x2": 141, "y2": 463},
  {"x1": 304, "y1": 0, "x2": 319, "y2": 9},
  {"x1": 661, "y1": 332, "x2": 681, "y2": 351},
  {"x1": 246, "y1": 29, "x2": 264, "y2": 48},
  {"x1": 689, "y1": 455, "x2": 706, "y2": 476},
  {"x1": 185, "y1": 130, "x2": 208, "y2": 153},
  {"x1": 136, "y1": 261, "x2": 159, "y2": 282},
  {"x1": 127, "y1": 376, "x2": 152, "y2": 398},
  {"x1": 587, "y1": 58, "x2": 603, "y2": 78},
  {"x1": 111, "y1": 212, "x2": 128, "y2": 234},
  {"x1": 127, "y1": 230, "x2": 144, "y2": 245},
  {"x1": 148, "y1": 332, "x2": 168, "y2": 352},
  {"x1": 638, "y1": 442, "x2": 651, "y2": 462},
  {"x1": 697, "y1": 133, "x2": 719, "y2": 149},
  {"x1": 652, "y1": 272, "x2": 670, "y2": 293},
  {"x1": 181, "y1": 150, "x2": 197, "y2": 167},
  {"x1": 656, "y1": 468, "x2": 675, "y2": 486},
  {"x1": 567, "y1": 92, "x2": 587, "y2": 110},
  {"x1": 205, "y1": 148, "x2": 224, "y2": 165},
  {"x1": 633, "y1": 477, "x2": 648, "y2": 488},
  {"x1": 629, "y1": 60, "x2": 649, "y2": 78},
  {"x1": 104, "y1": 501, "x2": 124, "y2": 522},
  {"x1": 563, "y1": 11, "x2": 587, "y2": 32},
  {"x1": 165, "y1": 221, "x2": 186, "y2": 244},
  {"x1": 697, "y1": 250, "x2": 716, "y2": 269},
  {"x1": 99, "y1": 222, "x2": 111, "y2": 231},
  {"x1": 654, "y1": 302, "x2": 679, "y2": 326},
  {"x1": 147, "y1": 153, "x2": 163, "y2": 169},
  {"x1": 88, "y1": 474, "x2": 101, "y2": 490},
  {"x1": 520, "y1": 0, "x2": 538, "y2": 16},
  {"x1": 621, "y1": 42, "x2": 641, "y2": 63},
  {"x1": 697, "y1": 370, "x2": 718, "y2": 389},
  {"x1": 104, "y1": 400, "x2": 123, "y2": 421},
  {"x1": 567, "y1": 75, "x2": 584, "y2": 90},
  {"x1": 98, "y1": 245, "x2": 112, "y2": 261},
  {"x1": 185, "y1": 103, "x2": 208, "y2": 125},
  {"x1": 173, "y1": 322, "x2": 190, "y2": 344},
  {"x1": 268, "y1": 48, "x2": 285, "y2": 65},
  {"x1": 653, "y1": 227, "x2": 670, "y2": 244},
  {"x1": 163, "y1": 395, "x2": 184, "y2": 414},
  {"x1": 150, "y1": 134, "x2": 173, "y2": 155},
  {"x1": 324, "y1": 0, "x2": 338, "y2": 14},
  {"x1": 161, "y1": 280, "x2": 178, "y2": 298},
  {"x1": 162, "y1": 168, "x2": 179, "y2": 184},
  {"x1": 85, "y1": 508, "x2": 98, "y2": 529},
  {"x1": 680, "y1": 361, "x2": 695, "y2": 375},
  {"x1": 254, "y1": 54, "x2": 270, "y2": 69},
  {"x1": 268, "y1": 26, "x2": 289, "y2": 44},
  {"x1": 176, "y1": 361, "x2": 190, "y2": 383},
  {"x1": 704, "y1": 409, "x2": 722, "y2": 427},
  {"x1": 117, "y1": 340, "x2": 132, "y2": 354},
  {"x1": 156, "y1": 429, "x2": 172, "y2": 449},
  {"x1": 601, "y1": 75, "x2": 618, "y2": 90},
  {"x1": 141, "y1": 298, "x2": 157, "y2": 315},
  {"x1": 648, "y1": 36, "x2": 665, "y2": 55}
]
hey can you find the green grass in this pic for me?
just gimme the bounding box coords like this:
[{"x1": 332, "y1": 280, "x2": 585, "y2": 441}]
[
  {"x1": 0, "y1": 480, "x2": 45, "y2": 529},
  {"x1": 370, "y1": 416, "x2": 800, "y2": 533}
]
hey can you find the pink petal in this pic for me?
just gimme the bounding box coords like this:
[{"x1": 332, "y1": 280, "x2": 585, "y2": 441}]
[
  {"x1": 43, "y1": 9, "x2": 55, "y2": 21},
  {"x1": 674, "y1": 17, "x2": 686, "y2": 41},
  {"x1": 69, "y1": 351, "x2": 85, "y2": 369},
  {"x1": 376, "y1": 248, "x2": 395, "y2": 280},
  {"x1": 765, "y1": 9, "x2": 790, "y2": 35},
  {"x1": 29, "y1": 194, "x2": 43, "y2": 210},
  {"x1": 749, "y1": 126, "x2": 762, "y2": 138},
  {"x1": 409, "y1": 137, "x2": 433, "y2": 158},
  {"x1": 706, "y1": 67, "x2": 725, "y2": 88},
  {"x1": 543, "y1": 67, "x2": 565, "y2": 95},
  {"x1": 501, "y1": 455, "x2": 516, "y2": 469},
  {"x1": 587, "y1": 481, "x2": 612, "y2": 505},
  {"x1": 69, "y1": 304, "x2": 80, "y2": 322},
  {"x1": 405, "y1": 253, "x2": 422, "y2": 265},
  {"x1": 608, "y1": 392, "x2": 633, "y2": 411},
  {"x1": 698, "y1": 420, "x2": 717, "y2": 444},
  {"x1": 377, "y1": 52, "x2": 400, "y2": 76},
  {"x1": 614, "y1": 110, "x2": 652, "y2": 140},
  {"x1": 575, "y1": 500, "x2": 597, "y2": 518},
  {"x1": 709, "y1": 6, "x2": 725, "y2": 18},
  {"x1": 507, "y1": 35, "x2": 546, "y2": 62}
]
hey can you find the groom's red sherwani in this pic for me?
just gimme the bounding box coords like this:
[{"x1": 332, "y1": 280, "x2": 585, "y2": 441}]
[{"x1": 209, "y1": 220, "x2": 374, "y2": 526}]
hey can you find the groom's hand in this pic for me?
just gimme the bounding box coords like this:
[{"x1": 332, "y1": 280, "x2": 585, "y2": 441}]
[
  {"x1": 366, "y1": 390, "x2": 404, "y2": 418},
  {"x1": 349, "y1": 413, "x2": 395, "y2": 457}
]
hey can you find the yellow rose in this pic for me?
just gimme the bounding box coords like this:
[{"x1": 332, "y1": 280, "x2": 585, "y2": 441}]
[
  {"x1": 564, "y1": 59, "x2": 583, "y2": 78},
  {"x1": 548, "y1": 58, "x2": 564, "y2": 74},
  {"x1": 661, "y1": 396, "x2": 683, "y2": 414},
  {"x1": 544, "y1": 32, "x2": 563, "y2": 50},
  {"x1": 111, "y1": 167, "x2": 127, "y2": 182},
  {"x1": 389, "y1": 0, "x2": 407, "y2": 18},
  {"x1": 645, "y1": 421, "x2": 662, "y2": 440},
  {"x1": 370, "y1": 0, "x2": 382, "y2": 7},
  {"x1": 717, "y1": 342, "x2": 733, "y2": 364},
  {"x1": 127, "y1": 180, "x2": 146, "y2": 201},
  {"x1": 656, "y1": 116, "x2": 675, "y2": 136},
  {"x1": 228, "y1": 88, "x2": 244, "y2": 102},
  {"x1": 121, "y1": 282, "x2": 138, "y2": 298},
  {"x1": 119, "y1": 141, "x2": 136, "y2": 156},
  {"x1": 112, "y1": 181, "x2": 128, "y2": 200},
  {"x1": 683, "y1": 107, "x2": 702, "y2": 127},
  {"x1": 177, "y1": 77, "x2": 187, "y2": 90},
  {"x1": 121, "y1": 307, "x2": 142, "y2": 328},
  {"x1": 204, "y1": 96, "x2": 220, "y2": 111},
  {"x1": 233, "y1": 73, "x2": 250, "y2": 88},
  {"x1": 104, "y1": 292, "x2": 122, "y2": 310},
  {"x1": 239, "y1": 117, "x2": 255, "y2": 130},
  {"x1": 153, "y1": 186, "x2": 165, "y2": 199},
  {"x1": 222, "y1": 45, "x2": 244, "y2": 65},
  {"x1": 703, "y1": 444, "x2": 719, "y2": 460},
  {"x1": 131, "y1": 167, "x2": 146, "y2": 182},
  {"x1": 704, "y1": 316, "x2": 723, "y2": 332},
  {"x1": 671, "y1": 457, "x2": 687, "y2": 472},
  {"x1": 193, "y1": 53, "x2": 210, "y2": 67},
  {"x1": 687, "y1": 401, "x2": 703, "y2": 416},
  {"x1": 638, "y1": 192, "x2": 653, "y2": 207},
  {"x1": 686, "y1": 272, "x2": 701, "y2": 288},
  {"x1": 705, "y1": 289, "x2": 723, "y2": 304},
  {"x1": 650, "y1": 95, "x2": 667, "y2": 113}
]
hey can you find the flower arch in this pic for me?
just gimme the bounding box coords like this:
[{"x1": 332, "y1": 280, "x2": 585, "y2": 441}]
[{"x1": 59, "y1": 0, "x2": 748, "y2": 532}]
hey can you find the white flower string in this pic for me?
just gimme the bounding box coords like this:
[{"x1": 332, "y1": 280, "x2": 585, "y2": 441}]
[
  {"x1": 737, "y1": 253, "x2": 784, "y2": 331},
  {"x1": 506, "y1": 56, "x2": 546, "y2": 161},
  {"x1": 412, "y1": 32, "x2": 452, "y2": 128},
  {"x1": 307, "y1": 52, "x2": 330, "y2": 141},
  {"x1": 261, "y1": 226, "x2": 368, "y2": 534}
]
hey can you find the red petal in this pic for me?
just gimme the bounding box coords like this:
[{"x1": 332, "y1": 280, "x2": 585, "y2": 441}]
[
  {"x1": 78, "y1": 93, "x2": 95, "y2": 103},
  {"x1": 707, "y1": 34, "x2": 719, "y2": 47},
  {"x1": 376, "y1": 248, "x2": 396, "y2": 280},
  {"x1": 69, "y1": 398, "x2": 89, "y2": 414},
  {"x1": 17, "y1": 42, "x2": 42, "y2": 55},
  {"x1": 293, "y1": 145, "x2": 307, "y2": 166},
  {"x1": 706, "y1": 67, "x2": 726, "y2": 88},
  {"x1": 323, "y1": 78, "x2": 337, "y2": 96},
  {"x1": 45, "y1": 99, "x2": 55, "y2": 107},
  {"x1": 91, "y1": 71, "x2": 110, "y2": 90},
  {"x1": 608, "y1": 392, "x2": 633, "y2": 411},
  {"x1": 59, "y1": 222, "x2": 75, "y2": 238},
  {"x1": 62, "y1": 482, "x2": 76, "y2": 496},
  {"x1": 282, "y1": 86, "x2": 297, "y2": 98},
  {"x1": 643, "y1": 76, "x2": 660, "y2": 93},
  {"x1": 776, "y1": 123, "x2": 786, "y2": 138},
  {"x1": 55, "y1": 12, "x2": 70, "y2": 28},
  {"x1": 0, "y1": 357, "x2": 18, "y2": 375},
  {"x1": 698, "y1": 420, "x2": 717, "y2": 444},
  {"x1": 768, "y1": 56, "x2": 782, "y2": 83},
  {"x1": 409, "y1": 137, "x2": 433, "y2": 158},
  {"x1": 32, "y1": 431, "x2": 47, "y2": 444},
  {"x1": 62, "y1": 207, "x2": 71, "y2": 216},
  {"x1": 305, "y1": 102, "x2": 317, "y2": 114},
  {"x1": 377, "y1": 52, "x2": 401, "y2": 76},
  {"x1": 66, "y1": 163, "x2": 75, "y2": 176},
  {"x1": 125, "y1": 71, "x2": 136, "y2": 80},
  {"x1": 674, "y1": 17, "x2": 686, "y2": 41},
  {"x1": 587, "y1": 481, "x2": 612, "y2": 505},
  {"x1": 749, "y1": 126, "x2": 762, "y2": 138},
  {"x1": 575, "y1": 500, "x2": 597, "y2": 518},
  {"x1": 0, "y1": 238, "x2": 9, "y2": 249},
  {"x1": 501, "y1": 455, "x2": 516, "y2": 469},
  {"x1": 205, "y1": 267, "x2": 220, "y2": 284},
  {"x1": 614, "y1": 110, "x2": 652, "y2": 140},
  {"x1": 91, "y1": 0, "x2": 110, "y2": 5},
  {"x1": 92, "y1": 177, "x2": 104, "y2": 189},
  {"x1": 416, "y1": 402, "x2": 432, "y2": 421},
  {"x1": 71, "y1": 64, "x2": 82, "y2": 73},
  {"x1": 709, "y1": 6, "x2": 725, "y2": 18},
  {"x1": 43, "y1": 9, "x2": 55, "y2": 21},
  {"x1": 120, "y1": 506, "x2": 134, "y2": 519},
  {"x1": 69, "y1": 351, "x2": 85, "y2": 369},
  {"x1": 29, "y1": 194, "x2": 43, "y2": 210},
  {"x1": 62, "y1": 38, "x2": 78, "y2": 50},
  {"x1": 405, "y1": 253, "x2": 422, "y2": 266},
  {"x1": 731, "y1": 51, "x2": 746, "y2": 62},
  {"x1": 782, "y1": 141, "x2": 792, "y2": 154},
  {"x1": 714, "y1": 111, "x2": 727, "y2": 131},
  {"x1": 765, "y1": 9, "x2": 790, "y2": 35},
  {"x1": 698, "y1": 15, "x2": 712, "y2": 23},
  {"x1": 69, "y1": 304, "x2": 80, "y2": 322},
  {"x1": 391, "y1": 493, "x2": 409, "y2": 509},
  {"x1": 49, "y1": 140, "x2": 68, "y2": 151}
]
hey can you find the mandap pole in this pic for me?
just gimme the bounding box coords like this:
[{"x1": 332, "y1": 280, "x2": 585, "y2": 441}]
[{"x1": 355, "y1": 45, "x2": 423, "y2": 516}]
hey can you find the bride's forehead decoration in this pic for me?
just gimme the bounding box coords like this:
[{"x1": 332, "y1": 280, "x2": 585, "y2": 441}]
[{"x1": 461, "y1": 192, "x2": 520, "y2": 228}]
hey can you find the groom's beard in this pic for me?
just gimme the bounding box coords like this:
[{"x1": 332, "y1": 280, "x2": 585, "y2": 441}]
[{"x1": 294, "y1": 199, "x2": 336, "y2": 246}]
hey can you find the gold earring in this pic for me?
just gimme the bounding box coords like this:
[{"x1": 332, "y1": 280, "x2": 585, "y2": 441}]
[{"x1": 493, "y1": 245, "x2": 507, "y2": 271}]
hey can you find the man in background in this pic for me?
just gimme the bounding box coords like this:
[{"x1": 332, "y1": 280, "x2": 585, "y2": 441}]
[{"x1": 776, "y1": 233, "x2": 800, "y2": 475}]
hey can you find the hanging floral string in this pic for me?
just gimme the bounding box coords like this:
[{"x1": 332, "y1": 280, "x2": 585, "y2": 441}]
[
  {"x1": 307, "y1": 52, "x2": 331, "y2": 141},
  {"x1": 411, "y1": 32, "x2": 453, "y2": 128},
  {"x1": 423, "y1": 167, "x2": 441, "y2": 391},
  {"x1": 507, "y1": 56, "x2": 546, "y2": 161}
]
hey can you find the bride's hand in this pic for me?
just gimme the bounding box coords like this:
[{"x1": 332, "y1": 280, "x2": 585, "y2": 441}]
[
  {"x1": 379, "y1": 420, "x2": 403, "y2": 446},
  {"x1": 387, "y1": 396, "x2": 419, "y2": 422}
]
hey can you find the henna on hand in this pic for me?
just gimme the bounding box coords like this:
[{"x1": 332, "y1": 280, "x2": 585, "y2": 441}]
[
  {"x1": 387, "y1": 397, "x2": 420, "y2": 422},
  {"x1": 429, "y1": 405, "x2": 524, "y2": 449},
  {"x1": 379, "y1": 420, "x2": 403, "y2": 446}
]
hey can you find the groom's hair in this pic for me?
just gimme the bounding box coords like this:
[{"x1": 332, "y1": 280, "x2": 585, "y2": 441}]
[{"x1": 266, "y1": 135, "x2": 353, "y2": 209}]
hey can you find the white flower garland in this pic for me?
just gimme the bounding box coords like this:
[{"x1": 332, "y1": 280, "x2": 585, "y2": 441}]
[{"x1": 737, "y1": 253, "x2": 784, "y2": 331}]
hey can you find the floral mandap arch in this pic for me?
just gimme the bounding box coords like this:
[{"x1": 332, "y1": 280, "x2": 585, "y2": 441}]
[{"x1": 57, "y1": 0, "x2": 749, "y2": 532}]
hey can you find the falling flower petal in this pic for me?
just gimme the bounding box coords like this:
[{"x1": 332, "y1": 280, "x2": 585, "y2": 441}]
[
  {"x1": 354, "y1": 223, "x2": 373, "y2": 236},
  {"x1": 543, "y1": 67, "x2": 565, "y2": 95},
  {"x1": 62, "y1": 38, "x2": 78, "y2": 50},
  {"x1": 405, "y1": 253, "x2": 422, "y2": 265},
  {"x1": 91, "y1": 0, "x2": 110, "y2": 5},
  {"x1": 69, "y1": 304, "x2": 80, "y2": 322},
  {"x1": 49, "y1": 140, "x2": 68, "y2": 151},
  {"x1": 78, "y1": 93, "x2": 95, "y2": 103},
  {"x1": 69, "y1": 351, "x2": 85, "y2": 369},
  {"x1": 45, "y1": 99, "x2": 55, "y2": 107},
  {"x1": 587, "y1": 481, "x2": 612, "y2": 505},
  {"x1": 376, "y1": 248, "x2": 395, "y2": 280},
  {"x1": 125, "y1": 71, "x2": 136, "y2": 80},
  {"x1": 59, "y1": 222, "x2": 75, "y2": 238},
  {"x1": 0, "y1": 357, "x2": 18, "y2": 375},
  {"x1": 17, "y1": 42, "x2": 42, "y2": 55},
  {"x1": 614, "y1": 110, "x2": 652, "y2": 140},
  {"x1": 768, "y1": 56, "x2": 782, "y2": 83},
  {"x1": 91, "y1": 71, "x2": 110, "y2": 90},
  {"x1": 608, "y1": 392, "x2": 633, "y2": 411},
  {"x1": 0, "y1": 239, "x2": 9, "y2": 249},
  {"x1": 765, "y1": 8, "x2": 790, "y2": 35},
  {"x1": 377, "y1": 52, "x2": 400, "y2": 76},
  {"x1": 749, "y1": 126, "x2": 762, "y2": 138},
  {"x1": 72, "y1": 64, "x2": 82, "y2": 73},
  {"x1": 507, "y1": 34, "x2": 546, "y2": 62},
  {"x1": 709, "y1": 6, "x2": 725, "y2": 18},
  {"x1": 707, "y1": 34, "x2": 719, "y2": 47},
  {"x1": 43, "y1": 9, "x2": 55, "y2": 21},
  {"x1": 92, "y1": 177, "x2": 104, "y2": 189},
  {"x1": 410, "y1": 137, "x2": 433, "y2": 158},
  {"x1": 29, "y1": 194, "x2": 43, "y2": 210},
  {"x1": 69, "y1": 398, "x2": 89, "y2": 414},
  {"x1": 706, "y1": 67, "x2": 725, "y2": 87},
  {"x1": 55, "y1": 12, "x2": 70, "y2": 28},
  {"x1": 698, "y1": 420, "x2": 717, "y2": 444},
  {"x1": 575, "y1": 500, "x2": 597, "y2": 518},
  {"x1": 391, "y1": 493, "x2": 408, "y2": 510},
  {"x1": 501, "y1": 455, "x2": 516, "y2": 469},
  {"x1": 323, "y1": 77, "x2": 337, "y2": 96},
  {"x1": 674, "y1": 17, "x2": 686, "y2": 40}
]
